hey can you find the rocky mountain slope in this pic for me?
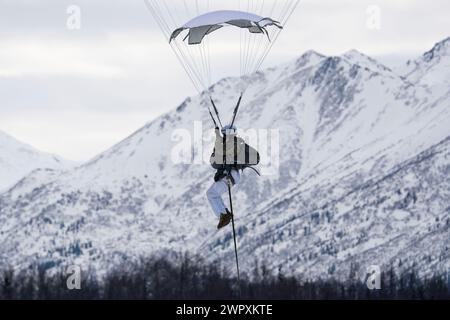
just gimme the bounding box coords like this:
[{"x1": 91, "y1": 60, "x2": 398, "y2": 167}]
[
  {"x1": 0, "y1": 37, "x2": 449, "y2": 280},
  {"x1": 0, "y1": 131, "x2": 73, "y2": 192}
]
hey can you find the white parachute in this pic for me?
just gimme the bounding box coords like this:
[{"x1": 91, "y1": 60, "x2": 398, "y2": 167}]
[
  {"x1": 170, "y1": 10, "x2": 282, "y2": 45},
  {"x1": 145, "y1": 0, "x2": 300, "y2": 93},
  {"x1": 144, "y1": 2, "x2": 300, "y2": 287}
]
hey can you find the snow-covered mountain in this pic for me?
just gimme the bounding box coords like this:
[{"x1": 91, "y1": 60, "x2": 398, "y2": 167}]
[
  {"x1": 0, "y1": 37, "x2": 449, "y2": 280},
  {"x1": 0, "y1": 131, "x2": 73, "y2": 192},
  {"x1": 401, "y1": 36, "x2": 450, "y2": 91}
]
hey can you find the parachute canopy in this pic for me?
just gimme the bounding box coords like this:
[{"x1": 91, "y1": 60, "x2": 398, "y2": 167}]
[
  {"x1": 145, "y1": 0, "x2": 300, "y2": 93},
  {"x1": 170, "y1": 10, "x2": 282, "y2": 45}
]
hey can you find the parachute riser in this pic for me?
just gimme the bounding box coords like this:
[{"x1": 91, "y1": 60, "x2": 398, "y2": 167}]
[
  {"x1": 230, "y1": 93, "x2": 243, "y2": 128},
  {"x1": 208, "y1": 92, "x2": 243, "y2": 130},
  {"x1": 209, "y1": 97, "x2": 223, "y2": 128},
  {"x1": 208, "y1": 107, "x2": 218, "y2": 128}
]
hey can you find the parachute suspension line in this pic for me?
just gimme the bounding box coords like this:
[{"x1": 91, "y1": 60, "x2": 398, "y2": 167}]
[
  {"x1": 246, "y1": 0, "x2": 267, "y2": 75},
  {"x1": 240, "y1": 2, "x2": 246, "y2": 78},
  {"x1": 243, "y1": 29, "x2": 250, "y2": 79},
  {"x1": 182, "y1": 0, "x2": 191, "y2": 20},
  {"x1": 176, "y1": 7, "x2": 214, "y2": 91},
  {"x1": 242, "y1": 0, "x2": 249, "y2": 74},
  {"x1": 193, "y1": 0, "x2": 209, "y2": 90},
  {"x1": 240, "y1": 28, "x2": 243, "y2": 77},
  {"x1": 243, "y1": 0, "x2": 253, "y2": 78},
  {"x1": 246, "y1": 0, "x2": 260, "y2": 75},
  {"x1": 198, "y1": 43, "x2": 208, "y2": 88},
  {"x1": 248, "y1": 0, "x2": 289, "y2": 75},
  {"x1": 159, "y1": 0, "x2": 179, "y2": 35},
  {"x1": 147, "y1": 0, "x2": 301, "y2": 93},
  {"x1": 239, "y1": 0, "x2": 299, "y2": 93},
  {"x1": 227, "y1": 177, "x2": 241, "y2": 299},
  {"x1": 207, "y1": 0, "x2": 212, "y2": 86},
  {"x1": 145, "y1": 1, "x2": 201, "y2": 93},
  {"x1": 243, "y1": 0, "x2": 290, "y2": 78},
  {"x1": 171, "y1": 36, "x2": 204, "y2": 91},
  {"x1": 246, "y1": 28, "x2": 257, "y2": 76},
  {"x1": 240, "y1": 0, "x2": 266, "y2": 92},
  {"x1": 146, "y1": 0, "x2": 213, "y2": 93},
  {"x1": 239, "y1": 0, "x2": 243, "y2": 78},
  {"x1": 201, "y1": 0, "x2": 211, "y2": 87},
  {"x1": 248, "y1": 0, "x2": 279, "y2": 74},
  {"x1": 145, "y1": 0, "x2": 203, "y2": 93},
  {"x1": 202, "y1": 37, "x2": 211, "y2": 87},
  {"x1": 243, "y1": 0, "x2": 256, "y2": 77},
  {"x1": 204, "y1": 41, "x2": 211, "y2": 88},
  {"x1": 253, "y1": 0, "x2": 301, "y2": 73},
  {"x1": 172, "y1": 32, "x2": 206, "y2": 90},
  {"x1": 242, "y1": 0, "x2": 252, "y2": 76},
  {"x1": 173, "y1": 43, "x2": 203, "y2": 92},
  {"x1": 179, "y1": 0, "x2": 206, "y2": 89},
  {"x1": 257, "y1": 0, "x2": 267, "y2": 17},
  {"x1": 167, "y1": 0, "x2": 206, "y2": 91}
]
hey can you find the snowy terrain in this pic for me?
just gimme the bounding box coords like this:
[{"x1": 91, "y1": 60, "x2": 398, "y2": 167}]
[
  {"x1": 0, "y1": 37, "x2": 449, "y2": 280},
  {"x1": 0, "y1": 131, "x2": 74, "y2": 192}
]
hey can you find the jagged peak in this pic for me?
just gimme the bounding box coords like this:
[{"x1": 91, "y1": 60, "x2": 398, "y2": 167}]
[
  {"x1": 402, "y1": 36, "x2": 450, "y2": 80},
  {"x1": 422, "y1": 36, "x2": 450, "y2": 62},
  {"x1": 295, "y1": 50, "x2": 326, "y2": 64},
  {"x1": 343, "y1": 49, "x2": 373, "y2": 60},
  {"x1": 285, "y1": 49, "x2": 328, "y2": 73},
  {"x1": 342, "y1": 49, "x2": 392, "y2": 73},
  {"x1": 299, "y1": 49, "x2": 326, "y2": 59}
]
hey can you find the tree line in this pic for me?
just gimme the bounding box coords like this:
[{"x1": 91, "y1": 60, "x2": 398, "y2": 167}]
[{"x1": 0, "y1": 254, "x2": 449, "y2": 299}]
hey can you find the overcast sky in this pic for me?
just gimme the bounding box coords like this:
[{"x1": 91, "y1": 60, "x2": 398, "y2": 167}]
[{"x1": 0, "y1": 0, "x2": 449, "y2": 161}]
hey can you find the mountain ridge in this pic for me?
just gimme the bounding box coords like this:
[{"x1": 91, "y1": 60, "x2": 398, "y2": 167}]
[
  {"x1": 0, "y1": 130, "x2": 74, "y2": 192},
  {"x1": 0, "y1": 37, "x2": 449, "y2": 280}
]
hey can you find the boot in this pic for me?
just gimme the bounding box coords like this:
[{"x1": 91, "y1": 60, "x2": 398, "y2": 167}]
[{"x1": 217, "y1": 209, "x2": 233, "y2": 229}]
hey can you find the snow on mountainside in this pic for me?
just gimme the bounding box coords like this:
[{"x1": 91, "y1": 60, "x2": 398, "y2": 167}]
[
  {"x1": 0, "y1": 38, "x2": 449, "y2": 280},
  {"x1": 399, "y1": 37, "x2": 450, "y2": 95},
  {"x1": 0, "y1": 131, "x2": 73, "y2": 192}
]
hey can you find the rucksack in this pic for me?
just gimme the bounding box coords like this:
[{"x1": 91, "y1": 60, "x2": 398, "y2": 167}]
[{"x1": 210, "y1": 135, "x2": 260, "y2": 173}]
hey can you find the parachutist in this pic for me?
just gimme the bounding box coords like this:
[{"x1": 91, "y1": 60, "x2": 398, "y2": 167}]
[
  {"x1": 145, "y1": 0, "x2": 300, "y2": 298},
  {"x1": 207, "y1": 125, "x2": 241, "y2": 229},
  {"x1": 207, "y1": 122, "x2": 259, "y2": 228}
]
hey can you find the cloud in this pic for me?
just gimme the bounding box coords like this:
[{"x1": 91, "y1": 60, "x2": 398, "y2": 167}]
[
  {"x1": 0, "y1": 0, "x2": 449, "y2": 161},
  {"x1": 0, "y1": 109, "x2": 153, "y2": 162},
  {"x1": 0, "y1": 39, "x2": 123, "y2": 78}
]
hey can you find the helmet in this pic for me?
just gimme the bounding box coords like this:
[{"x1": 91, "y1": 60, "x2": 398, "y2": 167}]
[{"x1": 221, "y1": 125, "x2": 237, "y2": 136}]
